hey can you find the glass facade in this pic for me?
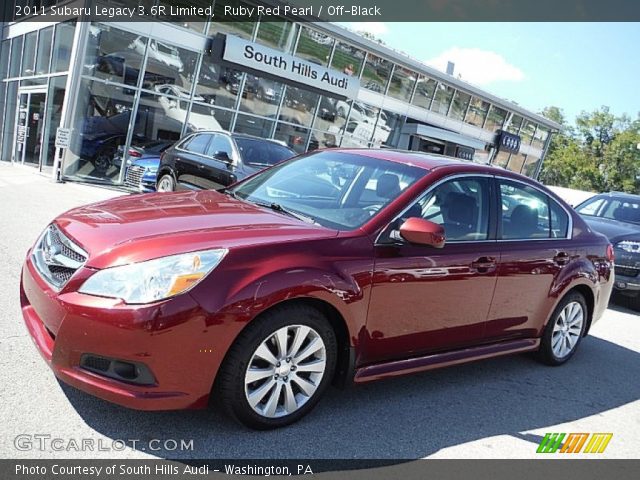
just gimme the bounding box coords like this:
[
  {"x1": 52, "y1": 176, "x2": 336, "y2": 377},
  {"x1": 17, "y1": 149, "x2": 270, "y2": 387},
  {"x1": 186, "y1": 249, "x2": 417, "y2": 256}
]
[{"x1": 0, "y1": 15, "x2": 556, "y2": 182}]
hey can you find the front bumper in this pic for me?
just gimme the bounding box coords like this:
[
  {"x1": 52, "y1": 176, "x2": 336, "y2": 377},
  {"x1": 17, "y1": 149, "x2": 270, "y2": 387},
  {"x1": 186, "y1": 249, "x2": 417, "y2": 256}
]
[{"x1": 20, "y1": 255, "x2": 219, "y2": 410}]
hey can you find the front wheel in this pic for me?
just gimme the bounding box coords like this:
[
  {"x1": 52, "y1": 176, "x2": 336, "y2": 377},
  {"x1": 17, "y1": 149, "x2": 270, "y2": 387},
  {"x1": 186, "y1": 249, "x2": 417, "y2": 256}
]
[
  {"x1": 536, "y1": 292, "x2": 587, "y2": 366},
  {"x1": 217, "y1": 304, "x2": 337, "y2": 430},
  {"x1": 156, "y1": 173, "x2": 175, "y2": 192}
]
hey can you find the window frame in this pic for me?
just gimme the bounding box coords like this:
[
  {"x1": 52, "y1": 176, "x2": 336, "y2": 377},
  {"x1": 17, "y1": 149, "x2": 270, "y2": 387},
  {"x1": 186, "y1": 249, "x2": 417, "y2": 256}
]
[
  {"x1": 376, "y1": 173, "x2": 498, "y2": 246},
  {"x1": 376, "y1": 173, "x2": 573, "y2": 246}
]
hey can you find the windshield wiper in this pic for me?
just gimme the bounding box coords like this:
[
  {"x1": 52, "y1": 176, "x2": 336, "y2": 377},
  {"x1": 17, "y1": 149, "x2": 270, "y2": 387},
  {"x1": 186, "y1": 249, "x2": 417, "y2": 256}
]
[{"x1": 254, "y1": 201, "x2": 318, "y2": 225}]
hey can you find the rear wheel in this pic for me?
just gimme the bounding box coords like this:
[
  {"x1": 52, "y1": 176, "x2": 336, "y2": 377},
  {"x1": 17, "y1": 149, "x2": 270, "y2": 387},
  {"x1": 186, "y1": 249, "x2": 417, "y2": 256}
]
[
  {"x1": 156, "y1": 174, "x2": 175, "y2": 192},
  {"x1": 536, "y1": 292, "x2": 587, "y2": 366},
  {"x1": 217, "y1": 304, "x2": 337, "y2": 430}
]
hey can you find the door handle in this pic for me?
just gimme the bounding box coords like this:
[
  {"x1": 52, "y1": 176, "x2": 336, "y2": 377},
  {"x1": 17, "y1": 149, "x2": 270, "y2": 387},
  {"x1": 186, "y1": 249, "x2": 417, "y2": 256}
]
[
  {"x1": 471, "y1": 256, "x2": 496, "y2": 273},
  {"x1": 554, "y1": 251, "x2": 570, "y2": 266}
]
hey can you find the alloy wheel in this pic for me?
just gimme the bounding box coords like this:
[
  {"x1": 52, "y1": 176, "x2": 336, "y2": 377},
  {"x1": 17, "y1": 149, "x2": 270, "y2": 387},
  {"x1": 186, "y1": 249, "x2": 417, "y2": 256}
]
[
  {"x1": 244, "y1": 325, "x2": 327, "y2": 419},
  {"x1": 551, "y1": 301, "x2": 584, "y2": 359},
  {"x1": 157, "y1": 176, "x2": 174, "y2": 192}
]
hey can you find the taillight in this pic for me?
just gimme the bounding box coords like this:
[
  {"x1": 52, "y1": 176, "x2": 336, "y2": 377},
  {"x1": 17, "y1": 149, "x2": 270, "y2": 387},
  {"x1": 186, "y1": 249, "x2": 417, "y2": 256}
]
[
  {"x1": 606, "y1": 244, "x2": 615, "y2": 262},
  {"x1": 128, "y1": 149, "x2": 142, "y2": 158}
]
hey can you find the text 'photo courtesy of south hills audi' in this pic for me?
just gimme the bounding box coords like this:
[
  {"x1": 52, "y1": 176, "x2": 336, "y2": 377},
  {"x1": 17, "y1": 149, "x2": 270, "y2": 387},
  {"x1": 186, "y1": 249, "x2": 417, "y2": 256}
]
[{"x1": 20, "y1": 150, "x2": 614, "y2": 430}]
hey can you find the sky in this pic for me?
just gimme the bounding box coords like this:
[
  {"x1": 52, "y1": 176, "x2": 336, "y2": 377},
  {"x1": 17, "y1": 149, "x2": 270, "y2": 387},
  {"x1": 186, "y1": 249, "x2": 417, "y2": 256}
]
[{"x1": 342, "y1": 22, "x2": 640, "y2": 124}]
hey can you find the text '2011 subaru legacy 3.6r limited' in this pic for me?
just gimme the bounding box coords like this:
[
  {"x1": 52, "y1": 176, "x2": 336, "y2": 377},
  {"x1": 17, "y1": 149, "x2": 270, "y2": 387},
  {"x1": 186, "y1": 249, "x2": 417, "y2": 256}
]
[{"x1": 21, "y1": 149, "x2": 614, "y2": 429}]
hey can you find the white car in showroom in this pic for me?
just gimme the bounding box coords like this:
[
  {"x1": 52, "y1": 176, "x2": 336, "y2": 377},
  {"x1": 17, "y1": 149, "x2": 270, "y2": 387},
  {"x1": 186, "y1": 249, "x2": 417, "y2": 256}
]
[
  {"x1": 154, "y1": 85, "x2": 222, "y2": 131},
  {"x1": 129, "y1": 37, "x2": 184, "y2": 73}
]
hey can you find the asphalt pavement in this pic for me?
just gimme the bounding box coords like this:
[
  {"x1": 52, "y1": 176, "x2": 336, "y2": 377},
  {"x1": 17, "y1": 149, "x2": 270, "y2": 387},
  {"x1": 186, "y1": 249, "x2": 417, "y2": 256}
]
[{"x1": 1, "y1": 163, "x2": 638, "y2": 460}]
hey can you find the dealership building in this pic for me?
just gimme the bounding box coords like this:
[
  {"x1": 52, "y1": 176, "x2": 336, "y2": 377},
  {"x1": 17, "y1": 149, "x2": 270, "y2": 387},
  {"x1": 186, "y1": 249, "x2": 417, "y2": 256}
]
[{"x1": 0, "y1": 1, "x2": 560, "y2": 186}]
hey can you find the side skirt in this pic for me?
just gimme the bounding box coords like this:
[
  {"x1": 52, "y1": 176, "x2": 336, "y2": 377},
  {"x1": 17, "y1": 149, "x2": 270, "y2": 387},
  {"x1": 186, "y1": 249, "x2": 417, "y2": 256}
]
[{"x1": 353, "y1": 338, "x2": 540, "y2": 383}]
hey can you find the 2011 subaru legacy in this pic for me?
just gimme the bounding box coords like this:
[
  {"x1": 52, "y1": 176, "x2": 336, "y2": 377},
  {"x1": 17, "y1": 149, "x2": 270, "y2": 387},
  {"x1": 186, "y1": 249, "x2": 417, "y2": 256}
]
[{"x1": 20, "y1": 149, "x2": 613, "y2": 429}]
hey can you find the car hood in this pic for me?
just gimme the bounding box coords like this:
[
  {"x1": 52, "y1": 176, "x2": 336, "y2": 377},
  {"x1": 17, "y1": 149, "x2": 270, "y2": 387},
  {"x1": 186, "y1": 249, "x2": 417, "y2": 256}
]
[
  {"x1": 130, "y1": 156, "x2": 161, "y2": 169},
  {"x1": 582, "y1": 215, "x2": 640, "y2": 243},
  {"x1": 54, "y1": 190, "x2": 338, "y2": 269}
]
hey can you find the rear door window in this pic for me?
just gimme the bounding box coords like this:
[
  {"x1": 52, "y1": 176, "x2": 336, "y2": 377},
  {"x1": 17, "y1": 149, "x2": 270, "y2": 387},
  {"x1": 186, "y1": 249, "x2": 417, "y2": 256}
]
[{"x1": 182, "y1": 134, "x2": 211, "y2": 155}]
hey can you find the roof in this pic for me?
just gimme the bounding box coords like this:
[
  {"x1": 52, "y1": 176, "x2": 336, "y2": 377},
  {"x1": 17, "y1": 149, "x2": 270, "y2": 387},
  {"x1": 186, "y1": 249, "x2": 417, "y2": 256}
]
[
  {"x1": 333, "y1": 148, "x2": 491, "y2": 171},
  {"x1": 306, "y1": 23, "x2": 561, "y2": 131}
]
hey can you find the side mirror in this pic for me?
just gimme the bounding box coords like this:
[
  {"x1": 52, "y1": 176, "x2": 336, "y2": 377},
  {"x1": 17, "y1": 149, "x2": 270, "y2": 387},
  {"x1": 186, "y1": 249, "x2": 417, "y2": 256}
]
[
  {"x1": 167, "y1": 100, "x2": 177, "y2": 109},
  {"x1": 399, "y1": 218, "x2": 446, "y2": 248},
  {"x1": 214, "y1": 151, "x2": 231, "y2": 162}
]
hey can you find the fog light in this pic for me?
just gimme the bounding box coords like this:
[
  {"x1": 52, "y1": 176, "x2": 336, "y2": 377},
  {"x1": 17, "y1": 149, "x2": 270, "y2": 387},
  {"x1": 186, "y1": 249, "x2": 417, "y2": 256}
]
[{"x1": 80, "y1": 354, "x2": 156, "y2": 385}]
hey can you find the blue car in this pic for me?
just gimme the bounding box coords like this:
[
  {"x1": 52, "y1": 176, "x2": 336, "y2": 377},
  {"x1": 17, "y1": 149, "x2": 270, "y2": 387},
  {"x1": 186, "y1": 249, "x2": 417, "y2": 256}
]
[{"x1": 123, "y1": 141, "x2": 173, "y2": 192}]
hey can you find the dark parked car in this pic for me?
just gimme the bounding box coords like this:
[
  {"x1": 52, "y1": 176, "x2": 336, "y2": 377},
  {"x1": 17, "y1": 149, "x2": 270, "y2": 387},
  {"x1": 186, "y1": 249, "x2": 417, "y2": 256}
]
[
  {"x1": 156, "y1": 132, "x2": 296, "y2": 191},
  {"x1": 575, "y1": 191, "x2": 640, "y2": 308},
  {"x1": 22, "y1": 150, "x2": 613, "y2": 430}
]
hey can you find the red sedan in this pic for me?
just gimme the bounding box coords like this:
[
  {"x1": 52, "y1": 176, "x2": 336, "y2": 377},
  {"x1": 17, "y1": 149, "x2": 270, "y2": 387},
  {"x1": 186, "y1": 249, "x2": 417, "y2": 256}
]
[{"x1": 20, "y1": 149, "x2": 613, "y2": 429}]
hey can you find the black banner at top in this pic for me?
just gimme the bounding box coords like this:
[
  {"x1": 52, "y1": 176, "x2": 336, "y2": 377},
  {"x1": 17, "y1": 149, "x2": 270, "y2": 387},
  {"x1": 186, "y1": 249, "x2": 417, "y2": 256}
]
[{"x1": 4, "y1": 0, "x2": 640, "y2": 23}]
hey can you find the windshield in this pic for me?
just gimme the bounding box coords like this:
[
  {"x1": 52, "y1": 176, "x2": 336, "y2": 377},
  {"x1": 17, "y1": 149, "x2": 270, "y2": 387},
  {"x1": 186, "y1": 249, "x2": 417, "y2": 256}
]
[
  {"x1": 229, "y1": 151, "x2": 427, "y2": 230},
  {"x1": 576, "y1": 195, "x2": 640, "y2": 225},
  {"x1": 234, "y1": 137, "x2": 296, "y2": 167}
]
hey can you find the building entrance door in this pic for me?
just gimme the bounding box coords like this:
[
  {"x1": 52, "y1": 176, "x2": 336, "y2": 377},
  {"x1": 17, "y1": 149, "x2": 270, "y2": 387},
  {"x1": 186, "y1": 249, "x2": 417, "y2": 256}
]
[{"x1": 15, "y1": 90, "x2": 47, "y2": 167}]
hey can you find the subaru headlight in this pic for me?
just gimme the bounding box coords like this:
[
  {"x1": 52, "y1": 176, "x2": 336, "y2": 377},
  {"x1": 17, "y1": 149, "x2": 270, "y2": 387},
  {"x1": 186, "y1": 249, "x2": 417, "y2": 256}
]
[
  {"x1": 79, "y1": 249, "x2": 227, "y2": 304},
  {"x1": 616, "y1": 240, "x2": 640, "y2": 253}
]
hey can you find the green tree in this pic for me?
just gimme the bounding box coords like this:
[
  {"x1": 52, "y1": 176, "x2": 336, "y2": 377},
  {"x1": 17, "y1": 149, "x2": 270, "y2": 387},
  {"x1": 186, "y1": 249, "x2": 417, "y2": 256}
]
[{"x1": 539, "y1": 106, "x2": 640, "y2": 193}]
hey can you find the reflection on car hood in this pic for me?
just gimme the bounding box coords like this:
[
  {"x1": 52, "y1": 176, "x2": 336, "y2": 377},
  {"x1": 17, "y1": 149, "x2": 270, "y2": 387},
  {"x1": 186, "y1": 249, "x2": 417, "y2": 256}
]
[
  {"x1": 130, "y1": 156, "x2": 161, "y2": 169},
  {"x1": 55, "y1": 190, "x2": 337, "y2": 269}
]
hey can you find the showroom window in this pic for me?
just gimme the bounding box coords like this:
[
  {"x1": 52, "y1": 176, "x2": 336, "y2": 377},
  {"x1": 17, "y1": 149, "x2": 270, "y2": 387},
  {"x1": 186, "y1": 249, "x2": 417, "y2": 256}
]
[
  {"x1": 256, "y1": 21, "x2": 298, "y2": 53},
  {"x1": 187, "y1": 103, "x2": 233, "y2": 131},
  {"x1": 522, "y1": 155, "x2": 542, "y2": 178},
  {"x1": 507, "y1": 153, "x2": 527, "y2": 173},
  {"x1": 312, "y1": 94, "x2": 345, "y2": 134},
  {"x1": 493, "y1": 151, "x2": 510, "y2": 168},
  {"x1": 431, "y1": 83, "x2": 455, "y2": 116},
  {"x1": 22, "y1": 31, "x2": 37, "y2": 77},
  {"x1": 9, "y1": 36, "x2": 23, "y2": 78},
  {"x1": 330, "y1": 41, "x2": 365, "y2": 77},
  {"x1": 532, "y1": 125, "x2": 549, "y2": 150},
  {"x1": 388, "y1": 66, "x2": 416, "y2": 102},
  {"x1": 505, "y1": 114, "x2": 523, "y2": 134},
  {"x1": 84, "y1": 25, "x2": 146, "y2": 87},
  {"x1": 42, "y1": 75, "x2": 67, "y2": 168},
  {"x1": 465, "y1": 97, "x2": 490, "y2": 127},
  {"x1": 449, "y1": 90, "x2": 472, "y2": 121},
  {"x1": 274, "y1": 121, "x2": 310, "y2": 154},
  {"x1": 196, "y1": 56, "x2": 241, "y2": 110},
  {"x1": 484, "y1": 105, "x2": 507, "y2": 132},
  {"x1": 520, "y1": 120, "x2": 536, "y2": 146},
  {"x1": 1, "y1": 82, "x2": 18, "y2": 162},
  {"x1": 239, "y1": 74, "x2": 284, "y2": 118},
  {"x1": 499, "y1": 180, "x2": 554, "y2": 239},
  {"x1": 295, "y1": 26, "x2": 334, "y2": 66},
  {"x1": 35, "y1": 27, "x2": 53, "y2": 75},
  {"x1": 280, "y1": 85, "x2": 319, "y2": 127},
  {"x1": 62, "y1": 79, "x2": 135, "y2": 183},
  {"x1": 210, "y1": 0, "x2": 256, "y2": 39},
  {"x1": 411, "y1": 75, "x2": 437, "y2": 110},
  {"x1": 52, "y1": 21, "x2": 75, "y2": 73},
  {"x1": 361, "y1": 53, "x2": 392, "y2": 94},
  {"x1": 234, "y1": 113, "x2": 275, "y2": 139}
]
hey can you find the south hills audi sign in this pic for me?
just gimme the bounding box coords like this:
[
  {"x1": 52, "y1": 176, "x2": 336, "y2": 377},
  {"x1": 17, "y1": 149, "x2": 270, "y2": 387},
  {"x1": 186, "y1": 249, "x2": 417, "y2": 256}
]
[{"x1": 221, "y1": 34, "x2": 360, "y2": 99}]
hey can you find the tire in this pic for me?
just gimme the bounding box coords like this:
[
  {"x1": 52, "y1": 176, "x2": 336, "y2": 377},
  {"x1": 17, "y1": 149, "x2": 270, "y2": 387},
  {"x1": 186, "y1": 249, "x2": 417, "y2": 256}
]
[
  {"x1": 156, "y1": 173, "x2": 175, "y2": 192},
  {"x1": 535, "y1": 292, "x2": 588, "y2": 366},
  {"x1": 93, "y1": 147, "x2": 114, "y2": 173},
  {"x1": 216, "y1": 304, "x2": 337, "y2": 430}
]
